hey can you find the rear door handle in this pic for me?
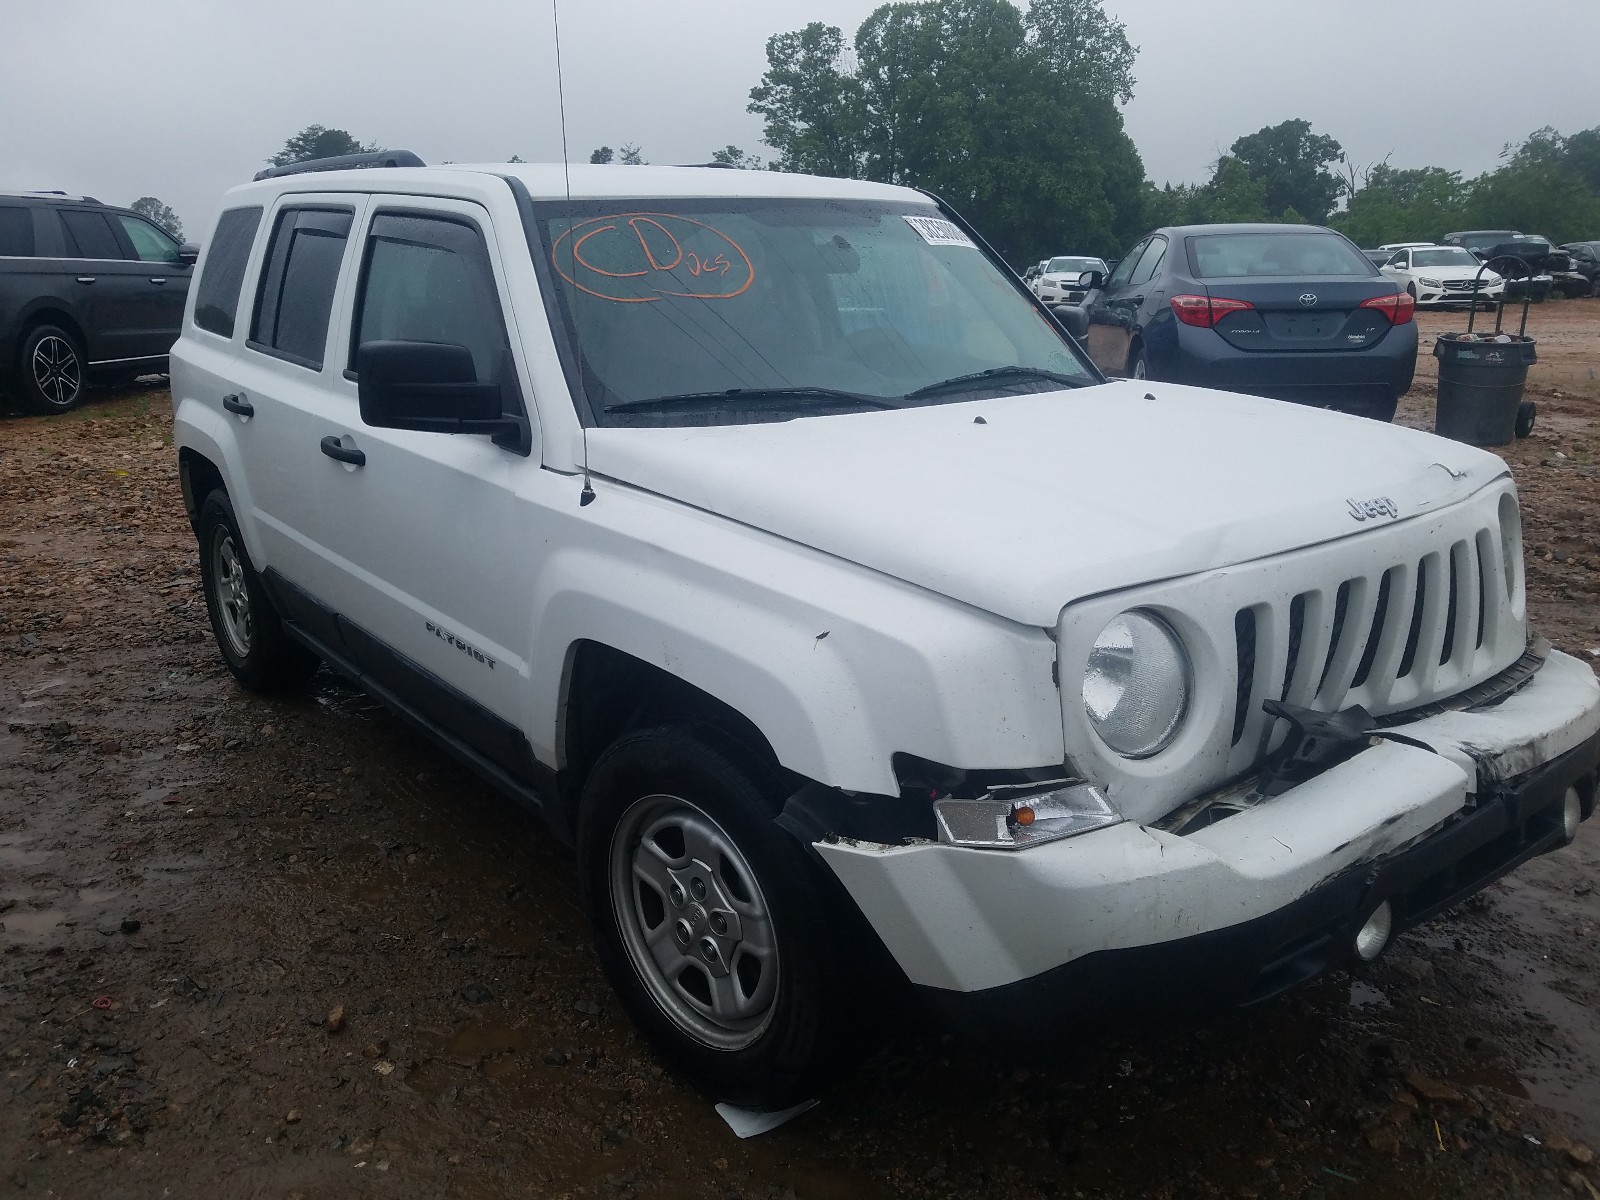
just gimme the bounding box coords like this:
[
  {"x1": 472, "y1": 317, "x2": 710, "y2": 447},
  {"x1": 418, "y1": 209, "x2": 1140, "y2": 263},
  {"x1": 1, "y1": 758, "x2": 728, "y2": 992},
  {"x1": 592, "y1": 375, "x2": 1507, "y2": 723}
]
[
  {"x1": 222, "y1": 393, "x2": 253, "y2": 417},
  {"x1": 149, "y1": 277, "x2": 167, "y2": 285},
  {"x1": 320, "y1": 435, "x2": 366, "y2": 467},
  {"x1": 76, "y1": 276, "x2": 96, "y2": 284}
]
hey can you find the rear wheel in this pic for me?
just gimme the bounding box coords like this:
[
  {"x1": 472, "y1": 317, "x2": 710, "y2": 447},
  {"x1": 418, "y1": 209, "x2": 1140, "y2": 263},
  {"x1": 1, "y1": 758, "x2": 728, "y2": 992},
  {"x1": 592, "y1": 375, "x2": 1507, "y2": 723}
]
[
  {"x1": 1127, "y1": 344, "x2": 1149, "y2": 381},
  {"x1": 578, "y1": 725, "x2": 856, "y2": 1108},
  {"x1": 197, "y1": 490, "x2": 319, "y2": 691},
  {"x1": 17, "y1": 325, "x2": 85, "y2": 415}
]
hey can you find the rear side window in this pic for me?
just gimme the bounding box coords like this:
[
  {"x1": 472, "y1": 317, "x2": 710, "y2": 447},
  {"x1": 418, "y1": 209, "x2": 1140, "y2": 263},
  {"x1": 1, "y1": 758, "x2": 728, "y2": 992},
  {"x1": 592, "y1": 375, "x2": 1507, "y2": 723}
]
[
  {"x1": 1187, "y1": 233, "x2": 1373, "y2": 279},
  {"x1": 193, "y1": 206, "x2": 263, "y2": 338},
  {"x1": 0, "y1": 206, "x2": 34, "y2": 256},
  {"x1": 351, "y1": 212, "x2": 509, "y2": 383},
  {"x1": 250, "y1": 208, "x2": 353, "y2": 368},
  {"x1": 59, "y1": 210, "x2": 126, "y2": 260}
]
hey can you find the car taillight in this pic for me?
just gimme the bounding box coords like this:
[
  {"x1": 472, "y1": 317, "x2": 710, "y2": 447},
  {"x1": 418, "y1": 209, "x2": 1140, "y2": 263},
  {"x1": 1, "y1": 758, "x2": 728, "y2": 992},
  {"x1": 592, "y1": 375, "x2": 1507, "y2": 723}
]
[
  {"x1": 1360, "y1": 291, "x2": 1416, "y2": 325},
  {"x1": 1170, "y1": 294, "x2": 1254, "y2": 328}
]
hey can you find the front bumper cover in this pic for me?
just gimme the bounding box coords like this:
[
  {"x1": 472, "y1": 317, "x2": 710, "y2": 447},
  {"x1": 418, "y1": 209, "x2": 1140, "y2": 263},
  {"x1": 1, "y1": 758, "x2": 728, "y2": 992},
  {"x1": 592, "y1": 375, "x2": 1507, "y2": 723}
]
[{"x1": 813, "y1": 649, "x2": 1600, "y2": 1048}]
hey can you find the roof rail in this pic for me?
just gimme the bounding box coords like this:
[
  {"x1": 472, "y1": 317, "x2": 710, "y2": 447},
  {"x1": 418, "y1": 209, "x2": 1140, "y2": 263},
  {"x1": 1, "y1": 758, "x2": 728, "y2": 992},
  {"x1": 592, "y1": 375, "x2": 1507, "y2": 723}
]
[
  {"x1": 253, "y1": 150, "x2": 426, "y2": 182},
  {"x1": 0, "y1": 190, "x2": 103, "y2": 204},
  {"x1": 681, "y1": 162, "x2": 738, "y2": 169}
]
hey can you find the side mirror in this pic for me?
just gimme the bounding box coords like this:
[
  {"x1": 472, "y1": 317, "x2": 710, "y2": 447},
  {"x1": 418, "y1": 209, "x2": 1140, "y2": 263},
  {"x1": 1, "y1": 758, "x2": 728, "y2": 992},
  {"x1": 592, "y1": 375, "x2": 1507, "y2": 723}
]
[
  {"x1": 357, "y1": 340, "x2": 529, "y2": 453},
  {"x1": 178, "y1": 244, "x2": 199, "y2": 267},
  {"x1": 1077, "y1": 270, "x2": 1105, "y2": 290},
  {"x1": 1050, "y1": 303, "x2": 1088, "y2": 338}
]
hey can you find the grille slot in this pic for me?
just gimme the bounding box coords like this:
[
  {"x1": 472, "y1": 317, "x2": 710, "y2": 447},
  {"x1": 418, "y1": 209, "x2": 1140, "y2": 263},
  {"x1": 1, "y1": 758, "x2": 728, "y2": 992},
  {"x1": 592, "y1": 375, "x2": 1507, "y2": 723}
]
[{"x1": 1225, "y1": 521, "x2": 1510, "y2": 779}]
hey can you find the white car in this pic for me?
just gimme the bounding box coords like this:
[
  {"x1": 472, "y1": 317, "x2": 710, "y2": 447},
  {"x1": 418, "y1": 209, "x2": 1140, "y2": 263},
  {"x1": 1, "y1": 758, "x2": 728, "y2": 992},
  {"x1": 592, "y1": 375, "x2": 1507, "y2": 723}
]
[
  {"x1": 1382, "y1": 244, "x2": 1504, "y2": 307},
  {"x1": 170, "y1": 155, "x2": 1600, "y2": 1109},
  {"x1": 1032, "y1": 254, "x2": 1108, "y2": 304}
]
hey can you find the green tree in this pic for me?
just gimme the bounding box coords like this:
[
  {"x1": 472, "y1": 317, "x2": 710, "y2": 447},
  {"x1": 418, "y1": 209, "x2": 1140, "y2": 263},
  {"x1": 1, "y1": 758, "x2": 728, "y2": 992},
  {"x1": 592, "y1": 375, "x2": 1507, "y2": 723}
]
[
  {"x1": 748, "y1": 0, "x2": 1147, "y2": 263},
  {"x1": 507, "y1": 154, "x2": 526, "y2": 163},
  {"x1": 1331, "y1": 164, "x2": 1466, "y2": 246},
  {"x1": 1224, "y1": 118, "x2": 1345, "y2": 224},
  {"x1": 589, "y1": 146, "x2": 615, "y2": 164},
  {"x1": 748, "y1": 22, "x2": 865, "y2": 177},
  {"x1": 711, "y1": 145, "x2": 765, "y2": 169},
  {"x1": 268, "y1": 125, "x2": 378, "y2": 167},
  {"x1": 618, "y1": 142, "x2": 647, "y2": 165},
  {"x1": 1460, "y1": 127, "x2": 1600, "y2": 242},
  {"x1": 129, "y1": 197, "x2": 183, "y2": 240},
  {"x1": 1023, "y1": 0, "x2": 1137, "y2": 105}
]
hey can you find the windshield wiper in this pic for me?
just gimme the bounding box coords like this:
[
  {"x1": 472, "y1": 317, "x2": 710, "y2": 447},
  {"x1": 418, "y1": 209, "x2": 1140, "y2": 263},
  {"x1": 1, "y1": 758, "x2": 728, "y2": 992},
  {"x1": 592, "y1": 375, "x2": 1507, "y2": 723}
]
[
  {"x1": 903, "y1": 365, "x2": 1088, "y2": 401},
  {"x1": 605, "y1": 386, "x2": 898, "y2": 413}
]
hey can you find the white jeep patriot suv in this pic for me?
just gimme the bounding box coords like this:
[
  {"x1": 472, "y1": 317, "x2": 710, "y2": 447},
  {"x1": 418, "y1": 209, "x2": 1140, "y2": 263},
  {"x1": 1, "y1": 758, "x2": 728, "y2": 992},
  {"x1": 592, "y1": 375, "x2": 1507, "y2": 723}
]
[{"x1": 170, "y1": 154, "x2": 1600, "y2": 1109}]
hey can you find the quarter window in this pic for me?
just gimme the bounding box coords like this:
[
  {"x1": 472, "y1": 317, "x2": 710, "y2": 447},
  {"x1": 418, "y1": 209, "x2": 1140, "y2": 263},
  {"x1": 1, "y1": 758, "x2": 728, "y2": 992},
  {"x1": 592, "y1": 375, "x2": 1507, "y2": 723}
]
[
  {"x1": 115, "y1": 214, "x2": 182, "y2": 264},
  {"x1": 58, "y1": 210, "x2": 126, "y2": 260},
  {"x1": 250, "y1": 208, "x2": 353, "y2": 369},
  {"x1": 194, "y1": 207, "x2": 264, "y2": 339},
  {"x1": 0, "y1": 206, "x2": 32, "y2": 256},
  {"x1": 350, "y1": 212, "x2": 508, "y2": 385}
]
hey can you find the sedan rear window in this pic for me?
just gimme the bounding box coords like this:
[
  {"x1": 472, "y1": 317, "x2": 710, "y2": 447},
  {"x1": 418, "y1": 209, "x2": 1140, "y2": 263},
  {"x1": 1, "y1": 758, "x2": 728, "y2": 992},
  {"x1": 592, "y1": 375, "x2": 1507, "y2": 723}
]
[{"x1": 1188, "y1": 233, "x2": 1373, "y2": 279}]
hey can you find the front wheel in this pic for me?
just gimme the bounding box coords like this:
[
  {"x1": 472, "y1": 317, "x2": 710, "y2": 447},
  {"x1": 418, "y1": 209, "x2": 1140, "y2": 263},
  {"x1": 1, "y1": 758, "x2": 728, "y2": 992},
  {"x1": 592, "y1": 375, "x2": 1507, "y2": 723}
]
[
  {"x1": 1127, "y1": 345, "x2": 1149, "y2": 381},
  {"x1": 578, "y1": 726, "x2": 857, "y2": 1108},
  {"x1": 17, "y1": 325, "x2": 86, "y2": 415},
  {"x1": 197, "y1": 490, "x2": 319, "y2": 691}
]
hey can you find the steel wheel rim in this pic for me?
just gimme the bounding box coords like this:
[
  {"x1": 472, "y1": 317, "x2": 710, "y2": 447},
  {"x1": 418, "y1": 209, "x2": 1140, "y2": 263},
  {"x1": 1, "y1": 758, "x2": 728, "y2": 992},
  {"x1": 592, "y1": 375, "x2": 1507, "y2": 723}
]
[
  {"x1": 211, "y1": 529, "x2": 252, "y2": 658},
  {"x1": 1131, "y1": 355, "x2": 1147, "y2": 380},
  {"x1": 31, "y1": 336, "x2": 82, "y2": 408},
  {"x1": 609, "y1": 793, "x2": 779, "y2": 1051}
]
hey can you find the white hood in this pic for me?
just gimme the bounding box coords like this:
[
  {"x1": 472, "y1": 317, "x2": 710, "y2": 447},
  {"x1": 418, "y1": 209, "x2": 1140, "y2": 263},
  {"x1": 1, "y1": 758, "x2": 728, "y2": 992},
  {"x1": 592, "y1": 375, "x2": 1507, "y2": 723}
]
[{"x1": 586, "y1": 381, "x2": 1507, "y2": 626}]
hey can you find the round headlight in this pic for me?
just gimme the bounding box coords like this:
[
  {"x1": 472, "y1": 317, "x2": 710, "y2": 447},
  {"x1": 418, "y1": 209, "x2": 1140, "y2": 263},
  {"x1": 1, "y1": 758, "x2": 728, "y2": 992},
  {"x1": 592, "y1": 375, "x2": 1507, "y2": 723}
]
[{"x1": 1082, "y1": 611, "x2": 1191, "y2": 758}]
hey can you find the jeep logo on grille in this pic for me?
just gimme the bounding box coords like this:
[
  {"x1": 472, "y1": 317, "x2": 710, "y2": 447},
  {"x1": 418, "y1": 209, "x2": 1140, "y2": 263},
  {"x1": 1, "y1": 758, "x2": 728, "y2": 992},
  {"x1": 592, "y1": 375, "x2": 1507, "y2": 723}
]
[{"x1": 1347, "y1": 496, "x2": 1400, "y2": 522}]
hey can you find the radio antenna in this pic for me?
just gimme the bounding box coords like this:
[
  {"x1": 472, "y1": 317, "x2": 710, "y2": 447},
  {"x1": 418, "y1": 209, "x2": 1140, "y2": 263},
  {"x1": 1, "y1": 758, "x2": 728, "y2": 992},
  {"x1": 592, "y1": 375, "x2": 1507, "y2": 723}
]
[{"x1": 551, "y1": 0, "x2": 595, "y2": 505}]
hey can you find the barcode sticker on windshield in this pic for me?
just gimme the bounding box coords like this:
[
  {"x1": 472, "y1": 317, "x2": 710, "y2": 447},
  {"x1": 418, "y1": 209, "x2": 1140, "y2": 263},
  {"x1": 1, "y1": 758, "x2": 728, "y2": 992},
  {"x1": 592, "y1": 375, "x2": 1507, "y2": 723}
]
[{"x1": 904, "y1": 216, "x2": 976, "y2": 249}]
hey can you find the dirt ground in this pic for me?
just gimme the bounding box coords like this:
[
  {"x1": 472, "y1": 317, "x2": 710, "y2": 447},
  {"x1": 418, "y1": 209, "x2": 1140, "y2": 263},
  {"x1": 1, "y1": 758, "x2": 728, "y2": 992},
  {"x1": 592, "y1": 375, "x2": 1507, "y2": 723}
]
[{"x1": 2, "y1": 302, "x2": 1599, "y2": 1200}]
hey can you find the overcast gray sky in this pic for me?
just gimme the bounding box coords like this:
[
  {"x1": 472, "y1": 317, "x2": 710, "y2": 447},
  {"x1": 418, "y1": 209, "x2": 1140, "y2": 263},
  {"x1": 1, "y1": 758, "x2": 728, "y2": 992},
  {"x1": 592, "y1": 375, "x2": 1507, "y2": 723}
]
[{"x1": 4, "y1": 0, "x2": 1597, "y2": 240}]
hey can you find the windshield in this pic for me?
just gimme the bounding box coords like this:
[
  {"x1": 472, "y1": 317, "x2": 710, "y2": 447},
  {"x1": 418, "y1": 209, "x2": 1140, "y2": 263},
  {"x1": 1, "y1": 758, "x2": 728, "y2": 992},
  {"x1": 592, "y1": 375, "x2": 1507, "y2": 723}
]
[
  {"x1": 532, "y1": 198, "x2": 1093, "y2": 425},
  {"x1": 1188, "y1": 232, "x2": 1374, "y2": 279},
  {"x1": 1045, "y1": 256, "x2": 1103, "y2": 274},
  {"x1": 1411, "y1": 247, "x2": 1479, "y2": 267}
]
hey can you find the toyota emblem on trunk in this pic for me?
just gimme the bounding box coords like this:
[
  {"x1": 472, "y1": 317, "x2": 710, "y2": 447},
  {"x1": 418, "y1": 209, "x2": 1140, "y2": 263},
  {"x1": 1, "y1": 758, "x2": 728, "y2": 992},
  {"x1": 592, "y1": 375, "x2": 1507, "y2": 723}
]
[{"x1": 1299, "y1": 293, "x2": 1318, "y2": 306}]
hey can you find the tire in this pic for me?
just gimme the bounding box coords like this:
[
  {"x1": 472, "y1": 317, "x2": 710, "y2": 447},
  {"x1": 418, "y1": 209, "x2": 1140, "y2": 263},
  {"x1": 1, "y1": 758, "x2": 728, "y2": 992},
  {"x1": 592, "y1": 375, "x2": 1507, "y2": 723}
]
[
  {"x1": 197, "y1": 489, "x2": 319, "y2": 691},
  {"x1": 16, "y1": 324, "x2": 86, "y2": 415},
  {"x1": 1127, "y1": 344, "x2": 1149, "y2": 381},
  {"x1": 1516, "y1": 400, "x2": 1536, "y2": 439},
  {"x1": 577, "y1": 724, "x2": 857, "y2": 1108},
  {"x1": 1406, "y1": 282, "x2": 1418, "y2": 300},
  {"x1": 1590, "y1": 277, "x2": 1600, "y2": 299}
]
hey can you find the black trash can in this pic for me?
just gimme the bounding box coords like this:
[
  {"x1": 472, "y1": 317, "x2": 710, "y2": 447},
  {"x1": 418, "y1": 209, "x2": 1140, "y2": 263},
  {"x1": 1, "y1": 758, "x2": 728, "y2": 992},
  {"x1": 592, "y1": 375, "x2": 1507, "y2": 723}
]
[{"x1": 1433, "y1": 332, "x2": 1536, "y2": 447}]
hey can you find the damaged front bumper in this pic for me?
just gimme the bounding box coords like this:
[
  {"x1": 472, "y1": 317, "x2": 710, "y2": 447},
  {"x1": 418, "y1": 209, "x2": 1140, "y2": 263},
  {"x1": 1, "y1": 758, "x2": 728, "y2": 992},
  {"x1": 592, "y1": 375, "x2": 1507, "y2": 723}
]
[{"x1": 814, "y1": 649, "x2": 1600, "y2": 1050}]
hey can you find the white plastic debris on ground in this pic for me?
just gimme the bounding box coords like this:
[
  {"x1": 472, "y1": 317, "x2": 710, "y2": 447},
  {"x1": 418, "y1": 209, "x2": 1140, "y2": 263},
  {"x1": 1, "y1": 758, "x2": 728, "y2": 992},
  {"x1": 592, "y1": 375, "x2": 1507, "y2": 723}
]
[{"x1": 714, "y1": 1099, "x2": 819, "y2": 1138}]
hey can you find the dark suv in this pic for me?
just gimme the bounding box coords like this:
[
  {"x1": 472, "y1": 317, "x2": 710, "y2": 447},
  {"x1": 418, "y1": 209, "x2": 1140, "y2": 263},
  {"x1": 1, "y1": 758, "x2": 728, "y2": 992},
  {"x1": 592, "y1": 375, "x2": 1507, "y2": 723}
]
[{"x1": 1, "y1": 191, "x2": 196, "y2": 414}]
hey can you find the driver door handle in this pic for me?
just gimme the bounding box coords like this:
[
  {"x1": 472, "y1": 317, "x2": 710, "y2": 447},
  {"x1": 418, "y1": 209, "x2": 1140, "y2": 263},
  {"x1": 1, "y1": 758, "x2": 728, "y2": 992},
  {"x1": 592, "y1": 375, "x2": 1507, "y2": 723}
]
[{"x1": 320, "y1": 435, "x2": 366, "y2": 467}]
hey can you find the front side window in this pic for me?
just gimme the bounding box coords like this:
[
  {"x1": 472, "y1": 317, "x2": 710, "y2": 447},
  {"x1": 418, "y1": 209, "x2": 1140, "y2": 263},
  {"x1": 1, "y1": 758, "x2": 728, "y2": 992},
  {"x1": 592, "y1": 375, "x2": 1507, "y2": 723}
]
[
  {"x1": 1104, "y1": 240, "x2": 1147, "y2": 288},
  {"x1": 116, "y1": 214, "x2": 182, "y2": 263},
  {"x1": 58, "y1": 210, "x2": 126, "y2": 260},
  {"x1": 532, "y1": 199, "x2": 1092, "y2": 425},
  {"x1": 194, "y1": 207, "x2": 264, "y2": 338},
  {"x1": 1129, "y1": 237, "x2": 1167, "y2": 286},
  {"x1": 1188, "y1": 232, "x2": 1373, "y2": 279},
  {"x1": 350, "y1": 212, "x2": 508, "y2": 386},
  {"x1": 250, "y1": 208, "x2": 353, "y2": 368}
]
